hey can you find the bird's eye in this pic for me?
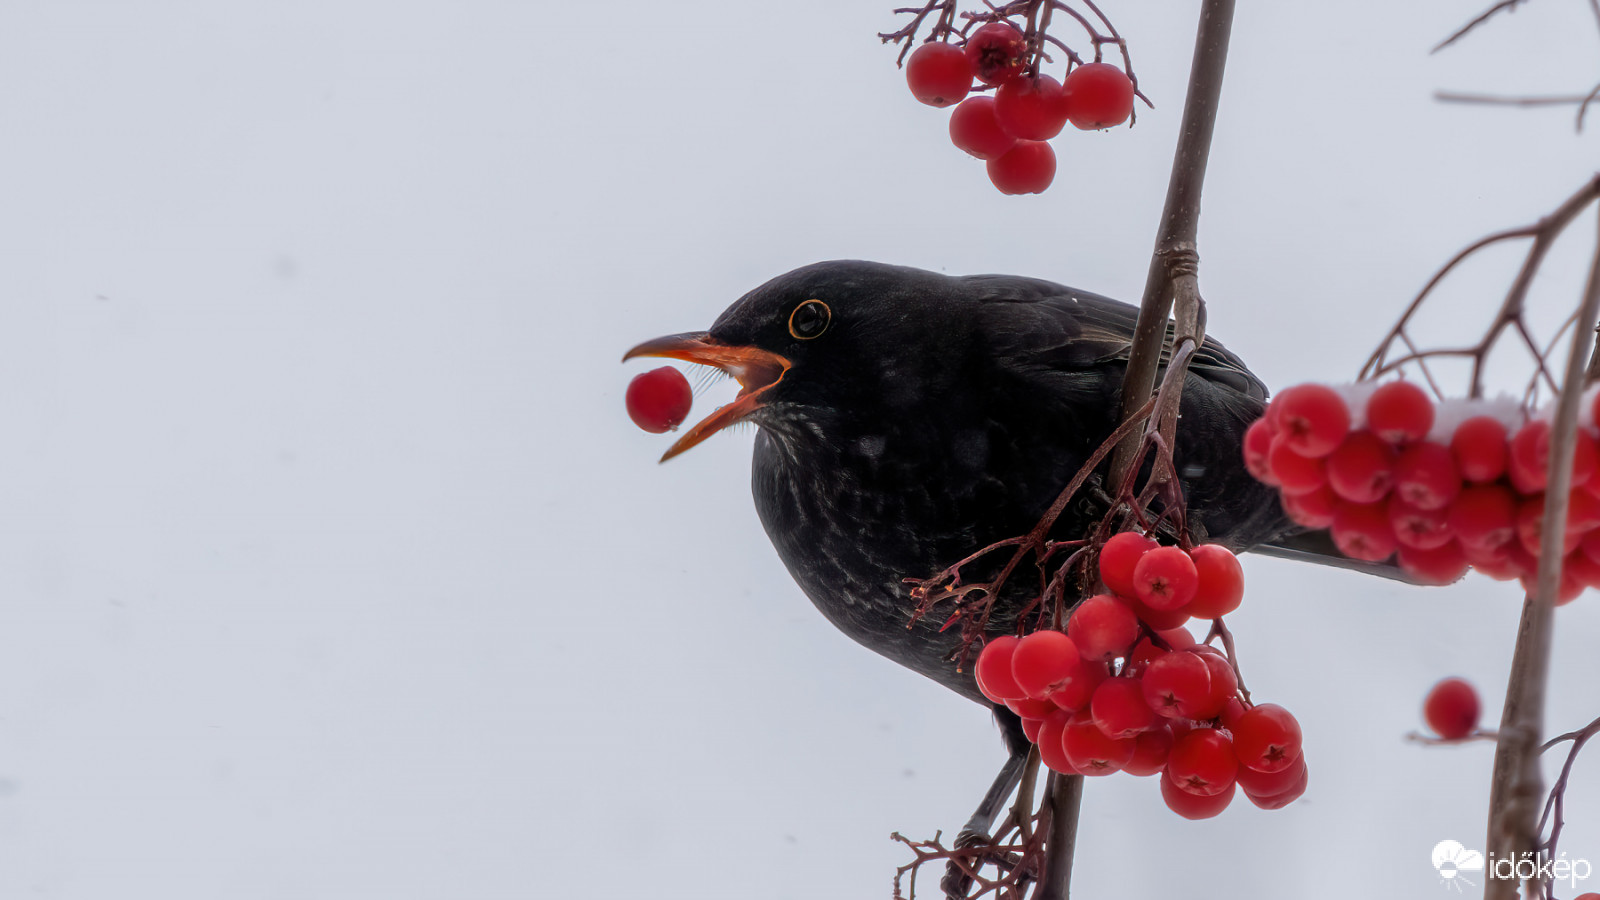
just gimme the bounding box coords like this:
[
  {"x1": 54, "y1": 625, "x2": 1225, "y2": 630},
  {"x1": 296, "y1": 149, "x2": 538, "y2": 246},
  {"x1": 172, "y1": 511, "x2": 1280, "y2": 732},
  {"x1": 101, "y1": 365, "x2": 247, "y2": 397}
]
[{"x1": 788, "y1": 299, "x2": 831, "y2": 340}]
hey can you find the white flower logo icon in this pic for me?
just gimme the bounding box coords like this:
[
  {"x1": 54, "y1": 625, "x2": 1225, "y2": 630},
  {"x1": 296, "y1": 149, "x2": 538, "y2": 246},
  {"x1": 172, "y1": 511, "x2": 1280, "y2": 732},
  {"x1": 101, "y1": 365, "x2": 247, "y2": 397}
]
[{"x1": 1433, "y1": 840, "x2": 1486, "y2": 892}]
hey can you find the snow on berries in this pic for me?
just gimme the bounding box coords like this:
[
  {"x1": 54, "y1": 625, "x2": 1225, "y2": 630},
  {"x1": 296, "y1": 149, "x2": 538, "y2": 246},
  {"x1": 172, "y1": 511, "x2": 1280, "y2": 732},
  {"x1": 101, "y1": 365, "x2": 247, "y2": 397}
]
[
  {"x1": 975, "y1": 537, "x2": 1306, "y2": 818},
  {"x1": 900, "y1": 27, "x2": 1136, "y2": 195},
  {"x1": 625, "y1": 366, "x2": 694, "y2": 433},
  {"x1": 1247, "y1": 380, "x2": 1600, "y2": 601}
]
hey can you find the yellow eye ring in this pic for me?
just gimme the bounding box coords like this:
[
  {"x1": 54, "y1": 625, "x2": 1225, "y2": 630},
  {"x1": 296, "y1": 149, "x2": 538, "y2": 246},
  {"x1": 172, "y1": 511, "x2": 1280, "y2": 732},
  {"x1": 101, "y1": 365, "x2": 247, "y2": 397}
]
[{"x1": 788, "y1": 299, "x2": 831, "y2": 340}]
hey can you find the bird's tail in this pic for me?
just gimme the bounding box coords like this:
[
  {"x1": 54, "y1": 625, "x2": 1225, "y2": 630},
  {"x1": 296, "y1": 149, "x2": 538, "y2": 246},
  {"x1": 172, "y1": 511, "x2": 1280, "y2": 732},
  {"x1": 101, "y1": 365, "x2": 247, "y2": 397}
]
[{"x1": 1249, "y1": 530, "x2": 1427, "y2": 585}]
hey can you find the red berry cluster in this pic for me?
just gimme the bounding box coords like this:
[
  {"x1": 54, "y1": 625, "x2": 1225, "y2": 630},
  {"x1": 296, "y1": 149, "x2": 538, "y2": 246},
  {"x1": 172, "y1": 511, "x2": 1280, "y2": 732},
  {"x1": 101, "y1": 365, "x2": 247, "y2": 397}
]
[
  {"x1": 625, "y1": 366, "x2": 693, "y2": 433},
  {"x1": 903, "y1": 25, "x2": 1136, "y2": 195},
  {"x1": 974, "y1": 538, "x2": 1307, "y2": 818},
  {"x1": 1245, "y1": 380, "x2": 1600, "y2": 602}
]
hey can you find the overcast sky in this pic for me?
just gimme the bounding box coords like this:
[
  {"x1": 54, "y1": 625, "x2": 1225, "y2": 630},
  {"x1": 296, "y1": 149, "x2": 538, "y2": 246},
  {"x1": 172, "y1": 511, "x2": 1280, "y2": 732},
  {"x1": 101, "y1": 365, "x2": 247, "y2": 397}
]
[{"x1": 3, "y1": 2, "x2": 1599, "y2": 898}]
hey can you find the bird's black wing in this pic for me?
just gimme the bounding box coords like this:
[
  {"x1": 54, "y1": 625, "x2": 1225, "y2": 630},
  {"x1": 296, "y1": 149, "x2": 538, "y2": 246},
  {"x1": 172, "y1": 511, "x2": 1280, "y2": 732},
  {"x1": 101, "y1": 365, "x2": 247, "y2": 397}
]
[
  {"x1": 956, "y1": 273, "x2": 1266, "y2": 407},
  {"x1": 953, "y1": 272, "x2": 1424, "y2": 582}
]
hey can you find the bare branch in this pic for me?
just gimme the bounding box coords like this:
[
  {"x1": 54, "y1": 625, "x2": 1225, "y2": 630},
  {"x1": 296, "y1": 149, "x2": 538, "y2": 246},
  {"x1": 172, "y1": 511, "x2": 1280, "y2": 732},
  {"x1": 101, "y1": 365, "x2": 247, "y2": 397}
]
[
  {"x1": 1433, "y1": 0, "x2": 1530, "y2": 54},
  {"x1": 1435, "y1": 91, "x2": 1600, "y2": 107},
  {"x1": 1109, "y1": 0, "x2": 1235, "y2": 486},
  {"x1": 1361, "y1": 174, "x2": 1600, "y2": 398},
  {"x1": 1537, "y1": 714, "x2": 1600, "y2": 878},
  {"x1": 1484, "y1": 199, "x2": 1600, "y2": 900}
]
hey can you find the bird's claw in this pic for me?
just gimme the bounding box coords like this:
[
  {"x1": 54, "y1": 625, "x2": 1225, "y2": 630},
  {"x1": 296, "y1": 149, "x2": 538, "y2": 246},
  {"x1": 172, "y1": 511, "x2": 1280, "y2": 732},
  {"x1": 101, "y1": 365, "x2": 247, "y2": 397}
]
[{"x1": 939, "y1": 828, "x2": 992, "y2": 900}]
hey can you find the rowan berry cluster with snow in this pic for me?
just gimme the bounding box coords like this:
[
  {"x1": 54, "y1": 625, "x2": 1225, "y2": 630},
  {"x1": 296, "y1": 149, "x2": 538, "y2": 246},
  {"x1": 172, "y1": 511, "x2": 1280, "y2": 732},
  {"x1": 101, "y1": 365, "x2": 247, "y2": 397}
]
[
  {"x1": 973, "y1": 537, "x2": 1307, "y2": 819},
  {"x1": 901, "y1": 24, "x2": 1136, "y2": 195},
  {"x1": 1244, "y1": 380, "x2": 1600, "y2": 601}
]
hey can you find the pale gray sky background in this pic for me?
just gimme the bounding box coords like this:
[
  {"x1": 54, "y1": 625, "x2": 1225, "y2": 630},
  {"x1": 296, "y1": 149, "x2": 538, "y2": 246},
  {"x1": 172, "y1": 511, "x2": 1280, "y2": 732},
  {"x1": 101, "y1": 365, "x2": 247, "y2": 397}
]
[{"x1": 3, "y1": 2, "x2": 1599, "y2": 898}]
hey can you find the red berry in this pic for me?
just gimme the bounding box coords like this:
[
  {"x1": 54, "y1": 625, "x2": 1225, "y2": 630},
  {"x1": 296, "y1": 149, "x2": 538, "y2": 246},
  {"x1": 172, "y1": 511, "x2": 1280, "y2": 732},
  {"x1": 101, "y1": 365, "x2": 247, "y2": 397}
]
[
  {"x1": 1132, "y1": 546, "x2": 1199, "y2": 611},
  {"x1": 1235, "y1": 753, "x2": 1307, "y2": 798},
  {"x1": 1330, "y1": 500, "x2": 1399, "y2": 562},
  {"x1": 1046, "y1": 658, "x2": 1108, "y2": 713},
  {"x1": 1123, "y1": 725, "x2": 1174, "y2": 776},
  {"x1": 1160, "y1": 770, "x2": 1235, "y2": 819},
  {"x1": 1035, "y1": 709, "x2": 1076, "y2": 774},
  {"x1": 1281, "y1": 483, "x2": 1337, "y2": 528},
  {"x1": 1583, "y1": 529, "x2": 1600, "y2": 566},
  {"x1": 1451, "y1": 416, "x2": 1509, "y2": 482},
  {"x1": 1568, "y1": 429, "x2": 1597, "y2": 488},
  {"x1": 1240, "y1": 757, "x2": 1309, "y2": 809},
  {"x1": 948, "y1": 96, "x2": 1017, "y2": 160},
  {"x1": 1509, "y1": 421, "x2": 1599, "y2": 495},
  {"x1": 1010, "y1": 630, "x2": 1082, "y2": 699},
  {"x1": 974, "y1": 635, "x2": 1026, "y2": 702},
  {"x1": 1187, "y1": 545, "x2": 1244, "y2": 619},
  {"x1": 1326, "y1": 431, "x2": 1397, "y2": 503},
  {"x1": 1398, "y1": 541, "x2": 1470, "y2": 585},
  {"x1": 1465, "y1": 540, "x2": 1525, "y2": 581},
  {"x1": 1117, "y1": 591, "x2": 1191, "y2": 631},
  {"x1": 1266, "y1": 435, "x2": 1328, "y2": 495},
  {"x1": 1165, "y1": 728, "x2": 1238, "y2": 797},
  {"x1": 1423, "y1": 677, "x2": 1481, "y2": 739},
  {"x1": 1243, "y1": 418, "x2": 1279, "y2": 485},
  {"x1": 1508, "y1": 421, "x2": 1549, "y2": 493},
  {"x1": 1534, "y1": 565, "x2": 1587, "y2": 605},
  {"x1": 1021, "y1": 715, "x2": 1045, "y2": 744},
  {"x1": 905, "y1": 42, "x2": 973, "y2": 107},
  {"x1": 1123, "y1": 630, "x2": 1197, "y2": 678},
  {"x1": 625, "y1": 366, "x2": 693, "y2": 433},
  {"x1": 1004, "y1": 696, "x2": 1059, "y2": 720},
  {"x1": 1388, "y1": 497, "x2": 1453, "y2": 551},
  {"x1": 1270, "y1": 384, "x2": 1351, "y2": 458},
  {"x1": 1231, "y1": 703, "x2": 1303, "y2": 774},
  {"x1": 994, "y1": 74, "x2": 1068, "y2": 140},
  {"x1": 1066, "y1": 594, "x2": 1140, "y2": 661},
  {"x1": 1099, "y1": 531, "x2": 1156, "y2": 596},
  {"x1": 1210, "y1": 692, "x2": 1242, "y2": 724},
  {"x1": 1062, "y1": 62, "x2": 1135, "y2": 129},
  {"x1": 1142, "y1": 650, "x2": 1213, "y2": 719},
  {"x1": 964, "y1": 22, "x2": 1027, "y2": 86},
  {"x1": 1567, "y1": 487, "x2": 1600, "y2": 534},
  {"x1": 986, "y1": 141, "x2": 1056, "y2": 194},
  {"x1": 1392, "y1": 441, "x2": 1461, "y2": 510},
  {"x1": 1564, "y1": 549, "x2": 1600, "y2": 590},
  {"x1": 1366, "y1": 381, "x2": 1434, "y2": 445},
  {"x1": 1063, "y1": 714, "x2": 1136, "y2": 775},
  {"x1": 1192, "y1": 649, "x2": 1237, "y2": 720},
  {"x1": 1090, "y1": 676, "x2": 1158, "y2": 739},
  {"x1": 1517, "y1": 494, "x2": 1582, "y2": 557},
  {"x1": 1447, "y1": 484, "x2": 1518, "y2": 549},
  {"x1": 1154, "y1": 626, "x2": 1198, "y2": 650}
]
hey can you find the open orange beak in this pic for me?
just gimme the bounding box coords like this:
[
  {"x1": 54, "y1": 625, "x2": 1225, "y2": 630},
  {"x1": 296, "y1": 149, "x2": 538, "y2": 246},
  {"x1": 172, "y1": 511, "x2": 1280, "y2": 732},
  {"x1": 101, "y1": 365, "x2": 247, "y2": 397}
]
[{"x1": 622, "y1": 332, "x2": 791, "y2": 461}]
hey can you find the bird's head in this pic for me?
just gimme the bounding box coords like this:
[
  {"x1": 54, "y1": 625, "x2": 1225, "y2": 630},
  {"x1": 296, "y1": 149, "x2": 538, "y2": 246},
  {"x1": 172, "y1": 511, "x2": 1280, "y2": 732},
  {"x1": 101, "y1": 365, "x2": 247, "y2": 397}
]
[{"x1": 623, "y1": 260, "x2": 971, "y2": 461}]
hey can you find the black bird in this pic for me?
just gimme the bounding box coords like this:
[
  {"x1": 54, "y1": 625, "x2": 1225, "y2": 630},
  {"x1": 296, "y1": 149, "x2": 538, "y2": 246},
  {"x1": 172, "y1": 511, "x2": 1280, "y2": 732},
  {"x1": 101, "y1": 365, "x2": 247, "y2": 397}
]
[
  {"x1": 624, "y1": 260, "x2": 1408, "y2": 853},
  {"x1": 625, "y1": 260, "x2": 1384, "y2": 708}
]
